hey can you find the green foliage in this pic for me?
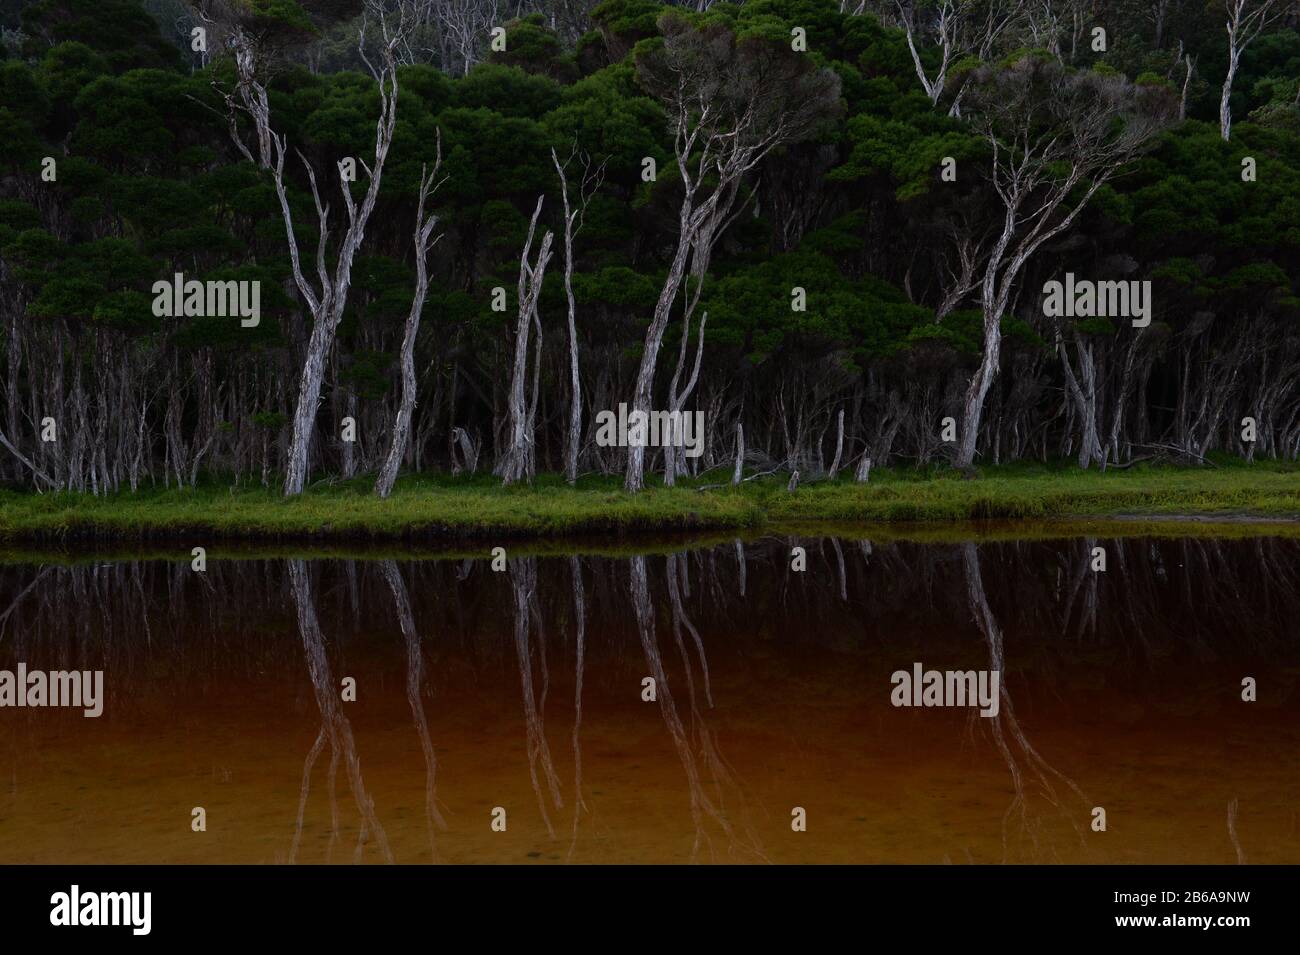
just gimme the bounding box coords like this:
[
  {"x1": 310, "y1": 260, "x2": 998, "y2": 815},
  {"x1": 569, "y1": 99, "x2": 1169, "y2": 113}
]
[
  {"x1": 454, "y1": 63, "x2": 564, "y2": 119},
  {"x1": 1, "y1": 0, "x2": 1299, "y2": 500},
  {"x1": 22, "y1": 0, "x2": 183, "y2": 72}
]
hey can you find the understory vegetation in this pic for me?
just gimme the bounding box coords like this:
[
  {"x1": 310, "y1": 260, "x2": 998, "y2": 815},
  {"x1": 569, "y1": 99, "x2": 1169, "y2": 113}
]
[{"x1": 3, "y1": 461, "x2": 1297, "y2": 542}]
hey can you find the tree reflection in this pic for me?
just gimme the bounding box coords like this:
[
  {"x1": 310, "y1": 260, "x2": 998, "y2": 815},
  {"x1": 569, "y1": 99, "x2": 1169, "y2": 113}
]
[
  {"x1": 287, "y1": 559, "x2": 393, "y2": 863},
  {"x1": 962, "y1": 543, "x2": 1089, "y2": 863},
  {"x1": 381, "y1": 560, "x2": 447, "y2": 861}
]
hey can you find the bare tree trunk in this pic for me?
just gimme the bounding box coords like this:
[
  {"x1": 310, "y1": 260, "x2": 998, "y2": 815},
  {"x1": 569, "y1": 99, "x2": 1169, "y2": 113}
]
[
  {"x1": 0, "y1": 425, "x2": 53, "y2": 489},
  {"x1": 664, "y1": 311, "x2": 707, "y2": 487},
  {"x1": 497, "y1": 197, "x2": 553, "y2": 485},
  {"x1": 827, "y1": 408, "x2": 845, "y2": 479},
  {"x1": 557, "y1": 160, "x2": 582, "y2": 486},
  {"x1": 956, "y1": 304, "x2": 1004, "y2": 470},
  {"x1": 626, "y1": 221, "x2": 697, "y2": 491},
  {"x1": 1220, "y1": 46, "x2": 1241, "y2": 141},
  {"x1": 551, "y1": 148, "x2": 604, "y2": 486},
  {"x1": 624, "y1": 23, "x2": 840, "y2": 490},
  {"x1": 229, "y1": 6, "x2": 416, "y2": 496},
  {"x1": 732, "y1": 422, "x2": 744, "y2": 485},
  {"x1": 855, "y1": 452, "x2": 872, "y2": 482},
  {"x1": 377, "y1": 148, "x2": 444, "y2": 498},
  {"x1": 1220, "y1": 0, "x2": 1281, "y2": 142}
]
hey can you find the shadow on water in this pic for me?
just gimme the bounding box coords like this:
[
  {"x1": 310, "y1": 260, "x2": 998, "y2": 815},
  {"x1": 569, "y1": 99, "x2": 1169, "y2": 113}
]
[{"x1": 0, "y1": 532, "x2": 1297, "y2": 864}]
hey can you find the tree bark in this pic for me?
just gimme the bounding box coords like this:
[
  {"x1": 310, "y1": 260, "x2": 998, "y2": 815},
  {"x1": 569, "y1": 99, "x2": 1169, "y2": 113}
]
[
  {"x1": 377, "y1": 149, "x2": 444, "y2": 498},
  {"x1": 497, "y1": 197, "x2": 553, "y2": 485}
]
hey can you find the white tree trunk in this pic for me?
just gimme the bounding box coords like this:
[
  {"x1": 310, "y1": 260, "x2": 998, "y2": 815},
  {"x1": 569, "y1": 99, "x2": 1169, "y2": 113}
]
[
  {"x1": 827, "y1": 408, "x2": 844, "y2": 479},
  {"x1": 1220, "y1": 47, "x2": 1240, "y2": 141},
  {"x1": 497, "y1": 197, "x2": 553, "y2": 485},
  {"x1": 377, "y1": 152, "x2": 443, "y2": 498},
  {"x1": 732, "y1": 422, "x2": 744, "y2": 485}
]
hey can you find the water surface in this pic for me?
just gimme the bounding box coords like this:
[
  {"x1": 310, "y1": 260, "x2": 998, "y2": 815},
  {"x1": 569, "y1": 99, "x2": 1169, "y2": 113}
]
[{"x1": 1, "y1": 532, "x2": 1297, "y2": 864}]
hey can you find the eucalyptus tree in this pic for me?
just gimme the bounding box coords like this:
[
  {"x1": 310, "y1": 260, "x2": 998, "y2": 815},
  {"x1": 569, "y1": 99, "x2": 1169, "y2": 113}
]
[
  {"x1": 623, "y1": 10, "x2": 841, "y2": 491},
  {"x1": 894, "y1": 0, "x2": 1018, "y2": 111},
  {"x1": 204, "y1": 0, "x2": 428, "y2": 494},
  {"x1": 951, "y1": 57, "x2": 1176, "y2": 471},
  {"x1": 551, "y1": 144, "x2": 605, "y2": 485},
  {"x1": 496, "y1": 195, "x2": 553, "y2": 484},
  {"x1": 375, "y1": 136, "x2": 444, "y2": 498},
  {"x1": 1219, "y1": 0, "x2": 1286, "y2": 141}
]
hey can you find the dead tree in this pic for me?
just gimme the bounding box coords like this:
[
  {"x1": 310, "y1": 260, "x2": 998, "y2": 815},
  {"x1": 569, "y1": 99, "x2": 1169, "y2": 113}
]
[
  {"x1": 827, "y1": 408, "x2": 845, "y2": 479},
  {"x1": 551, "y1": 146, "x2": 606, "y2": 485},
  {"x1": 732, "y1": 422, "x2": 745, "y2": 485},
  {"x1": 376, "y1": 139, "x2": 445, "y2": 498},
  {"x1": 496, "y1": 196, "x2": 553, "y2": 485},
  {"x1": 896, "y1": 0, "x2": 1017, "y2": 110},
  {"x1": 428, "y1": 0, "x2": 500, "y2": 76},
  {"x1": 1220, "y1": 0, "x2": 1283, "y2": 141},
  {"x1": 450, "y1": 426, "x2": 480, "y2": 474}
]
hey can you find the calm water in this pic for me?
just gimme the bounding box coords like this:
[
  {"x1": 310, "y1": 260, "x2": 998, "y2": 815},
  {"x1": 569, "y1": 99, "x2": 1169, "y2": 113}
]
[{"x1": 1, "y1": 531, "x2": 1297, "y2": 864}]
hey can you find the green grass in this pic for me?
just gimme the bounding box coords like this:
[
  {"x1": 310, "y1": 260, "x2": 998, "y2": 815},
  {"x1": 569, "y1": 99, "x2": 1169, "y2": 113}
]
[{"x1": 0, "y1": 460, "x2": 1297, "y2": 547}]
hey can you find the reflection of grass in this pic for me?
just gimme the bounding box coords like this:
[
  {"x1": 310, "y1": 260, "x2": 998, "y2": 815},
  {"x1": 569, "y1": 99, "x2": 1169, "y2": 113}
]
[
  {"x1": 5, "y1": 515, "x2": 1300, "y2": 565},
  {"x1": 0, "y1": 460, "x2": 1296, "y2": 549}
]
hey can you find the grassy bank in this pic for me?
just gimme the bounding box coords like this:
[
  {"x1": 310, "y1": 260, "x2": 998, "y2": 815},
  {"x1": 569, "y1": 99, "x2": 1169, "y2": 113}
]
[{"x1": 1, "y1": 461, "x2": 1297, "y2": 545}]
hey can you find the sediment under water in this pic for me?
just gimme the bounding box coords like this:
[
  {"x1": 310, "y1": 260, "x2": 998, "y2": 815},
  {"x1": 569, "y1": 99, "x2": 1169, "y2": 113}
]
[{"x1": 0, "y1": 533, "x2": 1296, "y2": 864}]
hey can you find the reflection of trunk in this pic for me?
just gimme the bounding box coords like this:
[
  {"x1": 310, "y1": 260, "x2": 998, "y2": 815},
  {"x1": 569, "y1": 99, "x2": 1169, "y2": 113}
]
[
  {"x1": 381, "y1": 560, "x2": 446, "y2": 860},
  {"x1": 629, "y1": 556, "x2": 763, "y2": 860},
  {"x1": 287, "y1": 559, "x2": 393, "y2": 862},
  {"x1": 629, "y1": 556, "x2": 723, "y2": 856},
  {"x1": 734, "y1": 539, "x2": 746, "y2": 597},
  {"x1": 509, "y1": 557, "x2": 563, "y2": 837},
  {"x1": 666, "y1": 554, "x2": 712, "y2": 707},
  {"x1": 1060, "y1": 537, "x2": 1100, "y2": 638},
  {"x1": 831, "y1": 537, "x2": 847, "y2": 601},
  {"x1": 568, "y1": 556, "x2": 587, "y2": 857},
  {"x1": 1227, "y1": 796, "x2": 1247, "y2": 864},
  {"x1": 290, "y1": 727, "x2": 327, "y2": 864},
  {"x1": 961, "y1": 543, "x2": 1087, "y2": 861}
]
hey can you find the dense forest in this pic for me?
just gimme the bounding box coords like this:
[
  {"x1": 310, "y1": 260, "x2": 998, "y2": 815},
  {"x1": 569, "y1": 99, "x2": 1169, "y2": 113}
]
[{"x1": 0, "y1": 0, "x2": 1297, "y2": 496}]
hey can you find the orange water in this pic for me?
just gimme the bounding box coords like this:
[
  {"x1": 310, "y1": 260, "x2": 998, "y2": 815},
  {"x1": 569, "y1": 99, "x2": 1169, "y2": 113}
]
[{"x1": 0, "y1": 539, "x2": 1296, "y2": 864}]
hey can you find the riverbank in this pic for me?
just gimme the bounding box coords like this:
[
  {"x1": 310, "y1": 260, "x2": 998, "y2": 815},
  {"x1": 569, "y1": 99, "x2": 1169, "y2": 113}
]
[{"x1": 2, "y1": 461, "x2": 1297, "y2": 545}]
